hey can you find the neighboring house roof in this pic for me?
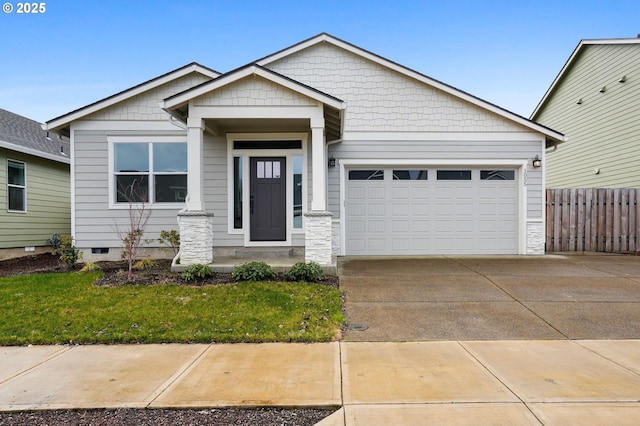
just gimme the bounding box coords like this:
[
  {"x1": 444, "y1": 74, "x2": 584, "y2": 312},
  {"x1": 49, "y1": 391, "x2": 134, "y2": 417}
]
[
  {"x1": 0, "y1": 108, "x2": 70, "y2": 164},
  {"x1": 44, "y1": 62, "x2": 220, "y2": 132},
  {"x1": 531, "y1": 37, "x2": 640, "y2": 119},
  {"x1": 256, "y1": 33, "x2": 564, "y2": 144}
]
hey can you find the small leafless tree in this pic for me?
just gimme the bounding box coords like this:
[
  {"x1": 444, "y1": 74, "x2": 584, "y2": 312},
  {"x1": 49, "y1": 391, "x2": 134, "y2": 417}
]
[{"x1": 114, "y1": 179, "x2": 151, "y2": 281}]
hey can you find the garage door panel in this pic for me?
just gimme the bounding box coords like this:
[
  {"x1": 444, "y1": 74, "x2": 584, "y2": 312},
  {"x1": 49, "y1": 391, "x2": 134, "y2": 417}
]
[{"x1": 345, "y1": 167, "x2": 519, "y2": 255}]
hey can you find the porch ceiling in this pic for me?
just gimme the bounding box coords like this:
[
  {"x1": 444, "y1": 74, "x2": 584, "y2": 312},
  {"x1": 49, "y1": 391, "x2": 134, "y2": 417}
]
[{"x1": 203, "y1": 107, "x2": 342, "y2": 141}]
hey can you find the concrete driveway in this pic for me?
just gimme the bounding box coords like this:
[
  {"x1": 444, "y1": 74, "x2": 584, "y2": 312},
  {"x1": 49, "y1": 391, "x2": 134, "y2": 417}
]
[{"x1": 339, "y1": 255, "x2": 640, "y2": 341}]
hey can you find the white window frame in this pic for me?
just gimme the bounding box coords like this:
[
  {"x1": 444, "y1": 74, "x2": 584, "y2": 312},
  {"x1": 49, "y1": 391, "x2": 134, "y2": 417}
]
[
  {"x1": 227, "y1": 132, "x2": 308, "y2": 247},
  {"x1": 7, "y1": 159, "x2": 27, "y2": 213},
  {"x1": 107, "y1": 136, "x2": 187, "y2": 209}
]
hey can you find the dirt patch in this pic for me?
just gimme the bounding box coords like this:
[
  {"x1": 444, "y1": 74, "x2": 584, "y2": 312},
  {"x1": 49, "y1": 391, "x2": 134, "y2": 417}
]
[{"x1": 0, "y1": 253, "x2": 67, "y2": 277}]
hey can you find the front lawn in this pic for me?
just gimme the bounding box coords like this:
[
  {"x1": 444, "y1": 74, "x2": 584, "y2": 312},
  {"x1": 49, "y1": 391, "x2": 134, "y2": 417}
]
[{"x1": 0, "y1": 272, "x2": 344, "y2": 345}]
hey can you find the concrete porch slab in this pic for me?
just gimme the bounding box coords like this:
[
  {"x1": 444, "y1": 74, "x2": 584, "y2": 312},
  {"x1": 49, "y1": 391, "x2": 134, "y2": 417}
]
[
  {"x1": 0, "y1": 344, "x2": 207, "y2": 411},
  {"x1": 462, "y1": 340, "x2": 640, "y2": 402},
  {"x1": 341, "y1": 342, "x2": 518, "y2": 404},
  {"x1": 150, "y1": 342, "x2": 341, "y2": 408}
]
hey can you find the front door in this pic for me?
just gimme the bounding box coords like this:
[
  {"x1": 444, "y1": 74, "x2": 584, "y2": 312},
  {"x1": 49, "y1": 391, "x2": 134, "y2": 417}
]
[{"x1": 250, "y1": 157, "x2": 286, "y2": 241}]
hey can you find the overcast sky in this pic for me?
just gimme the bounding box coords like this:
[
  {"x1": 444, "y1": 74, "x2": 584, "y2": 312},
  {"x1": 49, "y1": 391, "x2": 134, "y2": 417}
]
[{"x1": 1, "y1": 0, "x2": 639, "y2": 122}]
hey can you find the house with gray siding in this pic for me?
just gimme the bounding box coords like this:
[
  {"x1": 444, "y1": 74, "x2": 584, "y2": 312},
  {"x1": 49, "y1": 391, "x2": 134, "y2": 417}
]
[
  {"x1": 44, "y1": 34, "x2": 563, "y2": 266},
  {"x1": 532, "y1": 37, "x2": 640, "y2": 188},
  {"x1": 0, "y1": 108, "x2": 70, "y2": 259}
]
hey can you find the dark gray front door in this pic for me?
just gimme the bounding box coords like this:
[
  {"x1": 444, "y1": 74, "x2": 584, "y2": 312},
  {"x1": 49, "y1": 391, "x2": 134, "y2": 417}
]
[{"x1": 250, "y1": 157, "x2": 286, "y2": 241}]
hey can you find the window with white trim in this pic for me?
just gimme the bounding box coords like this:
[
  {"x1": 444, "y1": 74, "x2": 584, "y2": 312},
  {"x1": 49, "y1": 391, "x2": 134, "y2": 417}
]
[
  {"x1": 7, "y1": 159, "x2": 26, "y2": 212},
  {"x1": 113, "y1": 142, "x2": 187, "y2": 204}
]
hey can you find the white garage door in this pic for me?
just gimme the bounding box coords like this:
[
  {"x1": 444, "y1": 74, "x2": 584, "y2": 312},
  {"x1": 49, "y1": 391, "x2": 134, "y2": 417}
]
[{"x1": 345, "y1": 168, "x2": 519, "y2": 255}]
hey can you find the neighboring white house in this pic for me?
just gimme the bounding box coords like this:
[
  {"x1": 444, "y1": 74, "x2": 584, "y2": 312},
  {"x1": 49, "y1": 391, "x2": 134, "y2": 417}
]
[{"x1": 44, "y1": 33, "x2": 564, "y2": 266}]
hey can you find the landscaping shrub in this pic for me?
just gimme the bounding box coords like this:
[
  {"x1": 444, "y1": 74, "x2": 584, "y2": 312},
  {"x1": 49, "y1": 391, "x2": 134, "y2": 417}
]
[
  {"x1": 285, "y1": 261, "x2": 324, "y2": 282},
  {"x1": 80, "y1": 262, "x2": 101, "y2": 272},
  {"x1": 51, "y1": 234, "x2": 82, "y2": 269},
  {"x1": 181, "y1": 264, "x2": 212, "y2": 282},
  {"x1": 133, "y1": 258, "x2": 156, "y2": 270},
  {"x1": 232, "y1": 261, "x2": 276, "y2": 282},
  {"x1": 158, "y1": 229, "x2": 180, "y2": 257}
]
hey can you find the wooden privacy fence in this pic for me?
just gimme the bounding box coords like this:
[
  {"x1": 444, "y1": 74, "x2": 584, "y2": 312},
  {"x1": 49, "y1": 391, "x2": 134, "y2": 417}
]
[{"x1": 546, "y1": 188, "x2": 640, "y2": 253}]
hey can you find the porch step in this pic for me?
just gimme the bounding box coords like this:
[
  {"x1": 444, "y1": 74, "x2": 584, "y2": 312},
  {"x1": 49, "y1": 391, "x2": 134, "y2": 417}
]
[{"x1": 233, "y1": 247, "x2": 300, "y2": 259}]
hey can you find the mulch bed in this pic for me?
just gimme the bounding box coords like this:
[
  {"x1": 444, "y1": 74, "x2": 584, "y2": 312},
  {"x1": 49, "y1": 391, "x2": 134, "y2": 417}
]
[{"x1": 0, "y1": 253, "x2": 339, "y2": 287}]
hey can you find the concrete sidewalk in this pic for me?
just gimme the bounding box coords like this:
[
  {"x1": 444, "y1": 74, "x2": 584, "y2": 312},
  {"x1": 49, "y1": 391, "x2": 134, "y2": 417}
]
[{"x1": 2, "y1": 341, "x2": 640, "y2": 425}]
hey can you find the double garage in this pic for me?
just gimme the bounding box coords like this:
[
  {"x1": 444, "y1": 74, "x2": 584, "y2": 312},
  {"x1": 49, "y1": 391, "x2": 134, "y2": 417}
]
[{"x1": 344, "y1": 167, "x2": 521, "y2": 255}]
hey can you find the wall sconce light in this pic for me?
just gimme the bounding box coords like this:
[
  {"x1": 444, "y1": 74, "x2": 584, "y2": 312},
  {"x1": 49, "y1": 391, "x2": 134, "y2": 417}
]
[
  {"x1": 532, "y1": 155, "x2": 542, "y2": 168},
  {"x1": 328, "y1": 157, "x2": 336, "y2": 168}
]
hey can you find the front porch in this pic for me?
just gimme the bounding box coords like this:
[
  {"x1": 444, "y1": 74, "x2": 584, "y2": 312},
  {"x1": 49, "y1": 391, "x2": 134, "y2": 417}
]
[{"x1": 161, "y1": 65, "x2": 345, "y2": 269}]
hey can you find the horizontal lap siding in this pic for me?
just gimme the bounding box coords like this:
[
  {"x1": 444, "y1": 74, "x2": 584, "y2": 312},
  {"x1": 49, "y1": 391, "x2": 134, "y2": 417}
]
[
  {"x1": 535, "y1": 44, "x2": 640, "y2": 188},
  {"x1": 328, "y1": 139, "x2": 542, "y2": 219},
  {"x1": 74, "y1": 130, "x2": 186, "y2": 249},
  {"x1": 0, "y1": 149, "x2": 70, "y2": 248}
]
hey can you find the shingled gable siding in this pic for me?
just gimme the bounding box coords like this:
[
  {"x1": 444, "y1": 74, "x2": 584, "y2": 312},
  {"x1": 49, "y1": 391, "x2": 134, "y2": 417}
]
[
  {"x1": 0, "y1": 150, "x2": 70, "y2": 248},
  {"x1": 86, "y1": 74, "x2": 212, "y2": 121},
  {"x1": 193, "y1": 74, "x2": 320, "y2": 107},
  {"x1": 266, "y1": 42, "x2": 527, "y2": 133},
  {"x1": 536, "y1": 44, "x2": 640, "y2": 188}
]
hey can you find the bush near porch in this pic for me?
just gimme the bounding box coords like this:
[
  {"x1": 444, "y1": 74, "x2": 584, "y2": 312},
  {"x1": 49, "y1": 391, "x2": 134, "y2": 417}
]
[{"x1": 0, "y1": 272, "x2": 344, "y2": 345}]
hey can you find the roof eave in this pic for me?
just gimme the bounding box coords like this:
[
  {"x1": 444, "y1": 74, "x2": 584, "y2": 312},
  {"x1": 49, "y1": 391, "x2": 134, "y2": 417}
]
[
  {"x1": 0, "y1": 140, "x2": 70, "y2": 164},
  {"x1": 44, "y1": 63, "x2": 220, "y2": 131}
]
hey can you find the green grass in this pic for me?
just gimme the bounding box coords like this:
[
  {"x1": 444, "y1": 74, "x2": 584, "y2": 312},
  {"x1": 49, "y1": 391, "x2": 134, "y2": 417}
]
[{"x1": 0, "y1": 272, "x2": 344, "y2": 345}]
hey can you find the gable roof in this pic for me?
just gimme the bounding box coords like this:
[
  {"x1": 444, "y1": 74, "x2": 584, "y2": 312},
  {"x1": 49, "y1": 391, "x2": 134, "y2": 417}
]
[
  {"x1": 162, "y1": 63, "x2": 346, "y2": 111},
  {"x1": 531, "y1": 37, "x2": 640, "y2": 119},
  {"x1": 257, "y1": 33, "x2": 565, "y2": 143},
  {"x1": 0, "y1": 108, "x2": 69, "y2": 164},
  {"x1": 44, "y1": 62, "x2": 220, "y2": 132}
]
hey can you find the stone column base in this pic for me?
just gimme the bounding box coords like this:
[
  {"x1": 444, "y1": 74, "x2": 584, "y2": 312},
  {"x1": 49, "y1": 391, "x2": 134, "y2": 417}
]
[
  {"x1": 177, "y1": 210, "x2": 214, "y2": 265},
  {"x1": 526, "y1": 221, "x2": 545, "y2": 255},
  {"x1": 304, "y1": 211, "x2": 333, "y2": 265}
]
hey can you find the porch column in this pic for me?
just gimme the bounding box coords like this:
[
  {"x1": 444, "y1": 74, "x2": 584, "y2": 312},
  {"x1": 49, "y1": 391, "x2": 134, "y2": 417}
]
[
  {"x1": 305, "y1": 120, "x2": 332, "y2": 265},
  {"x1": 310, "y1": 122, "x2": 326, "y2": 211},
  {"x1": 176, "y1": 117, "x2": 213, "y2": 266},
  {"x1": 186, "y1": 117, "x2": 205, "y2": 211}
]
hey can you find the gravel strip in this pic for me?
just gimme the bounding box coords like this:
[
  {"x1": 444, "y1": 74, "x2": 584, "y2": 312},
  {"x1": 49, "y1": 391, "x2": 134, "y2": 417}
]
[{"x1": 0, "y1": 407, "x2": 337, "y2": 425}]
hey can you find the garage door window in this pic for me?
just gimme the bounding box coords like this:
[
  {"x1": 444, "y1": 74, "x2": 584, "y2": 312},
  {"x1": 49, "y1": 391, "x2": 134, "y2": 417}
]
[
  {"x1": 437, "y1": 170, "x2": 471, "y2": 180},
  {"x1": 393, "y1": 170, "x2": 428, "y2": 180},
  {"x1": 481, "y1": 170, "x2": 515, "y2": 180},
  {"x1": 349, "y1": 170, "x2": 384, "y2": 180}
]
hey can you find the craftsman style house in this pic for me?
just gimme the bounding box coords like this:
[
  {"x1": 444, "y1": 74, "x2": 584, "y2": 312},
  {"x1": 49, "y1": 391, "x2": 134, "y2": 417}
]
[{"x1": 44, "y1": 33, "x2": 563, "y2": 266}]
